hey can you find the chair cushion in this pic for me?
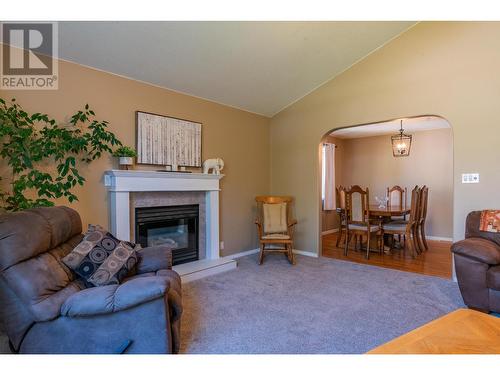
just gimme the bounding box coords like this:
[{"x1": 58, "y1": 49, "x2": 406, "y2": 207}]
[
  {"x1": 62, "y1": 225, "x2": 139, "y2": 287},
  {"x1": 0, "y1": 207, "x2": 84, "y2": 349},
  {"x1": 348, "y1": 224, "x2": 379, "y2": 232},
  {"x1": 0, "y1": 206, "x2": 82, "y2": 272},
  {"x1": 390, "y1": 218, "x2": 407, "y2": 223},
  {"x1": 262, "y1": 234, "x2": 290, "y2": 240},
  {"x1": 0, "y1": 206, "x2": 83, "y2": 324},
  {"x1": 2, "y1": 235, "x2": 85, "y2": 322},
  {"x1": 136, "y1": 245, "x2": 173, "y2": 273},
  {"x1": 382, "y1": 223, "x2": 407, "y2": 231},
  {"x1": 263, "y1": 203, "x2": 287, "y2": 234}
]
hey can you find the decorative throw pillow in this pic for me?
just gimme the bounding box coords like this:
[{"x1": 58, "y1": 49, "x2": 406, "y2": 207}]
[
  {"x1": 479, "y1": 210, "x2": 500, "y2": 233},
  {"x1": 62, "y1": 225, "x2": 140, "y2": 287}
]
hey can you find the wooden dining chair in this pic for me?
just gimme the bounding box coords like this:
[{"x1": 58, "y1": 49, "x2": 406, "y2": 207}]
[
  {"x1": 387, "y1": 185, "x2": 408, "y2": 221},
  {"x1": 382, "y1": 186, "x2": 420, "y2": 258},
  {"x1": 255, "y1": 196, "x2": 297, "y2": 265},
  {"x1": 416, "y1": 186, "x2": 429, "y2": 252},
  {"x1": 335, "y1": 186, "x2": 347, "y2": 248},
  {"x1": 344, "y1": 185, "x2": 383, "y2": 259}
]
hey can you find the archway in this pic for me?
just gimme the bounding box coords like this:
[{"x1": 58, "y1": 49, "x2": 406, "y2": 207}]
[{"x1": 317, "y1": 115, "x2": 454, "y2": 278}]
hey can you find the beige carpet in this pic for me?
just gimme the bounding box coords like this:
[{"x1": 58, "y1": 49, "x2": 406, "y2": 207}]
[{"x1": 179, "y1": 254, "x2": 464, "y2": 353}]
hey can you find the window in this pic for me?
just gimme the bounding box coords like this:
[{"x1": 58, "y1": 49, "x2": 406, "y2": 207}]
[
  {"x1": 322, "y1": 143, "x2": 336, "y2": 210},
  {"x1": 322, "y1": 144, "x2": 326, "y2": 203}
]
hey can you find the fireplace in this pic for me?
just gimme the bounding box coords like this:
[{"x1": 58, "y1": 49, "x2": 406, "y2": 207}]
[{"x1": 135, "y1": 205, "x2": 199, "y2": 266}]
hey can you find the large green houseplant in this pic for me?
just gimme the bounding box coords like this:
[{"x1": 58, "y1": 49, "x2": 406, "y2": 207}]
[{"x1": 0, "y1": 98, "x2": 123, "y2": 211}]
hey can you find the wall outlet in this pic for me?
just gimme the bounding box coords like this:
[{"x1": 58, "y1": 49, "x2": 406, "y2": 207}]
[
  {"x1": 461, "y1": 173, "x2": 479, "y2": 184},
  {"x1": 220, "y1": 241, "x2": 224, "y2": 250}
]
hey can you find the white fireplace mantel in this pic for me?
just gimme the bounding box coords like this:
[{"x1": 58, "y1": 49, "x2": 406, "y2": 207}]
[{"x1": 104, "y1": 170, "x2": 224, "y2": 261}]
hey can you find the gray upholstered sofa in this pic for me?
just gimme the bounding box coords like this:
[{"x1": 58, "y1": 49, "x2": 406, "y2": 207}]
[{"x1": 0, "y1": 206, "x2": 182, "y2": 354}]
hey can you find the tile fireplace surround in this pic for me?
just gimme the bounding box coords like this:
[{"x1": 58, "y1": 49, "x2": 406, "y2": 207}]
[{"x1": 104, "y1": 170, "x2": 235, "y2": 281}]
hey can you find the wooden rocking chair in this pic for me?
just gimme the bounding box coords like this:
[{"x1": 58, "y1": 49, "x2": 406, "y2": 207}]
[{"x1": 255, "y1": 196, "x2": 297, "y2": 265}]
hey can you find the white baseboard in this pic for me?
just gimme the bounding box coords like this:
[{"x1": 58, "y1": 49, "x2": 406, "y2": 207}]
[
  {"x1": 174, "y1": 258, "x2": 237, "y2": 283},
  {"x1": 179, "y1": 247, "x2": 319, "y2": 283},
  {"x1": 321, "y1": 228, "x2": 339, "y2": 236},
  {"x1": 426, "y1": 236, "x2": 453, "y2": 242},
  {"x1": 293, "y1": 249, "x2": 319, "y2": 258},
  {"x1": 224, "y1": 248, "x2": 260, "y2": 259},
  {"x1": 225, "y1": 248, "x2": 319, "y2": 259}
]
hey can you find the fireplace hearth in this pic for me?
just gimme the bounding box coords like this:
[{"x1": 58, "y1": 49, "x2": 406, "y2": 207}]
[{"x1": 136, "y1": 205, "x2": 199, "y2": 265}]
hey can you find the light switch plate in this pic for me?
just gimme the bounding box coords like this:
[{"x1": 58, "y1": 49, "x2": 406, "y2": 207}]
[{"x1": 462, "y1": 173, "x2": 479, "y2": 183}]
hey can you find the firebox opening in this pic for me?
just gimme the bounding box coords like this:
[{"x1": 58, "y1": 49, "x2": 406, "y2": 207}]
[{"x1": 135, "y1": 204, "x2": 199, "y2": 265}]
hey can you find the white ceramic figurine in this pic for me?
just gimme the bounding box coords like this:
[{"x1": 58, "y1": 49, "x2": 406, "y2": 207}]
[{"x1": 202, "y1": 158, "x2": 224, "y2": 175}]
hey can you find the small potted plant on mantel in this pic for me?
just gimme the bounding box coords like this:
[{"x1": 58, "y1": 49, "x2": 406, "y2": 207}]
[{"x1": 113, "y1": 146, "x2": 137, "y2": 170}]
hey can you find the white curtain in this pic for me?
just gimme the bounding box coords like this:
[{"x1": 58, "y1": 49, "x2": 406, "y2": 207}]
[{"x1": 322, "y1": 143, "x2": 336, "y2": 210}]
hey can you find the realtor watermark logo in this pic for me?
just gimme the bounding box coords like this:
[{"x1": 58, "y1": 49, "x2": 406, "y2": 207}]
[{"x1": 1, "y1": 22, "x2": 58, "y2": 90}]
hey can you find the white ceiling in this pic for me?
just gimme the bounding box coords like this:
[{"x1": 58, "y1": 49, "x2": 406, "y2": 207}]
[
  {"x1": 58, "y1": 21, "x2": 415, "y2": 117},
  {"x1": 330, "y1": 116, "x2": 451, "y2": 139}
]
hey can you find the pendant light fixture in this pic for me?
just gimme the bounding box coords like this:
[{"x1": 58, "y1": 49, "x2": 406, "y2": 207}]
[{"x1": 391, "y1": 120, "x2": 412, "y2": 157}]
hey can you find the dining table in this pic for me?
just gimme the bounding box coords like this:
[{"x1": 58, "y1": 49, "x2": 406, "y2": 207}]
[
  {"x1": 336, "y1": 204, "x2": 412, "y2": 250},
  {"x1": 369, "y1": 204, "x2": 411, "y2": 249},
  {"x1": 335, "y1": 204, "x2": 411, "y2": 219},
  {"x1": 367, "y1": 204, "x2": 411, "y2": 218}
]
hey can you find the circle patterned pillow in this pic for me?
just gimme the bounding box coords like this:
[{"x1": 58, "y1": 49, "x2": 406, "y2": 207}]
[{"x1": 62, "y1": 225, "x2": 140, "y2": 287}]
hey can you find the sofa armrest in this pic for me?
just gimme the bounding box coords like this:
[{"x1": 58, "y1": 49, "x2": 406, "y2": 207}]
[
  {"x1": 136, "y1": 245, "x2": 173, "y2": 273},
  {"x1": 451, "y1": 237, "x2": 500, "y2": 265},
  {"x1": 61, "y1": 276, "x2": 169, "y2": 318}
]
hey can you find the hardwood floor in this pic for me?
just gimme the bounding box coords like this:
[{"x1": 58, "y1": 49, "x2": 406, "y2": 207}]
[{"x1": 322, "y1": 232, "x2": 453, "y2": 279}]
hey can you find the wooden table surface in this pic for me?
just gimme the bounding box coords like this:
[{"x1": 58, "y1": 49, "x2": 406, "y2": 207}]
[
  {"x1": 336, "y1": 205, "x2": 411, "y2": 217},
  {"x1": 368, "y1": 204, "x2": 411, "y2": 217},
  {"x1": 367, "y1": 308, "x2": 500, "y2": 354}
]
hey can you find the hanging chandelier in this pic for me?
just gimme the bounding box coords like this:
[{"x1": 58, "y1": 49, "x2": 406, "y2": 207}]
[{"x1": 391, "y1": 120, "x2": 412, "y2": 157}]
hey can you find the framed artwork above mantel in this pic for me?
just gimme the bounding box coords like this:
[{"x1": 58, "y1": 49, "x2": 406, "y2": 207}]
[{"x1": 136, "y1": 111, "x2": 202, "y2": 168}]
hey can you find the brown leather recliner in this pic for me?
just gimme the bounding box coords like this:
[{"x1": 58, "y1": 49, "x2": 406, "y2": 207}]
[
  {"x1": 0, "y1": 206, "x2": 182, "y2": 353},
  {"x1": 451, "y1": 211, "x2": 500, "y2": 313}
]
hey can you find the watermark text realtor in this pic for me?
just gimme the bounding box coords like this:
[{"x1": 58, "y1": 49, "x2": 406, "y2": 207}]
[{"x1": 1, "y1": 22, "x2": 58, "y2": 90}]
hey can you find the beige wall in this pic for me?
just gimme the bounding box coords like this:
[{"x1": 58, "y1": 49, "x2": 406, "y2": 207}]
[
  {"x1": 2, "y1": 22, "x2": 497, "y2": 256},
  {"x1": 0, "y1": 59, "x2": 271, "y2": 256},
  {"x1": 338, "y1": 128, "x2": 453, "y2": 238},
  {"x1": 270, "y1": 22, "x2": 500, "y2": 254}
]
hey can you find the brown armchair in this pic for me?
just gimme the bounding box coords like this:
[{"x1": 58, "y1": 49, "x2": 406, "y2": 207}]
[
  {"x1": 255, "y1": 196, "x2": 297, "y2": 265},
  {"x1": 0, "y1": 206, "x2": 182, "y2": 353},
  {"x1": 451, "y1": 211, "x2": 500, "y2": 313}
]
